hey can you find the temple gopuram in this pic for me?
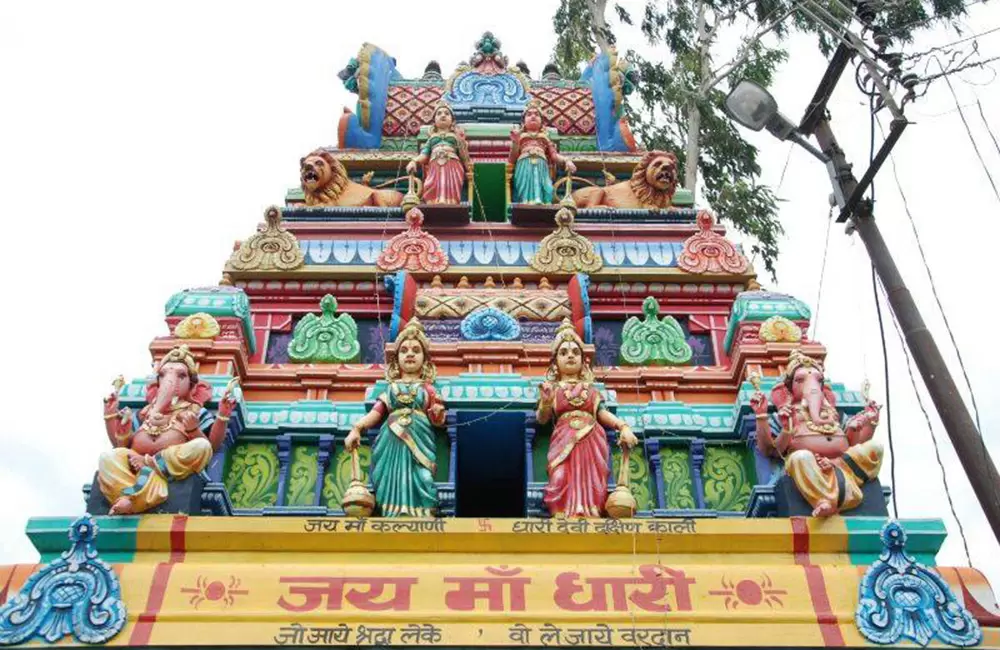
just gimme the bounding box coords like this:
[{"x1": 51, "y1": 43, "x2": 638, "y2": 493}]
[{"x1": 2, "y1": 32, "x2": 998, "y2": 649}]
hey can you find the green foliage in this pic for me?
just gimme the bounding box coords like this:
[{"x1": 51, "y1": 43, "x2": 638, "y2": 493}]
[{"x1": 552, "y1": 0, "x2": 969, "y2": 277}]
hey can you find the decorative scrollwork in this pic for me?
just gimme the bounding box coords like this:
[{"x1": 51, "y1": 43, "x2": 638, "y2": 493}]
[
  {"x1": 529, "y1": 205, "x2": 602, "y2": 274},
  {"x1": 856, "y1": 521, "x2": 981, "y2": 647},
  {"x1": 620, "y1": 297, "x2": 693, "y2": 366},
  {"x1": 677, "y1": 211, "x2": 748, "y2": 274},
  {"x1": 659, "y1": 447, "x2": 697, "y2": 509},
  {"x1": 285, "y1": 446, "x2": 319, "y2": 507},
  {"x1": 460, "y1": 307, "x2": 521, "y2": 341},
  {"x1": 0, "y1": 515, "x2": 126, "y2": 645},
  {"x1": 702, "y1": 446, "x2": 752, "y2": 512},
  {"x1": 611, "y1": 447, "x2": 653, "y2": 511},
  {"x1": 225, "y1": 443, "x2": 280, "y2": 509},
  {"x1": 226, "y1": 206, "x2": 304, "y2": 272},
  {"x1": 288, "y1": 295, "x2": 361, "y2": 363},
  {"x1": 323, "y1": 446, "x2": 372, "y2": 508},
  {"x1": 377, "y1": 208, "x2": 449, "y2": 273}
]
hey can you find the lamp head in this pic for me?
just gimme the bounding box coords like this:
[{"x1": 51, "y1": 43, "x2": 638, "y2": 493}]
[{"x1": 724, "y1": 79, "x2": 797, "y2": 141}]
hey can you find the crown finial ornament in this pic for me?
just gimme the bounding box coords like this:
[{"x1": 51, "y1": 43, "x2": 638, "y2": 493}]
[
  {"x1": 377, "y1": 208, "x2": 448, "y2": 273},
  {"x1": 226, "y1": 206, "x2": 305, "y2": 272},
  {"x1": 856, "y1": 521, "x2": 982, "y2": 647},
  {"x1": 529, "y1": 200, "x2": 602, "y2": 274},
  {"x1": 0, "y1": 515, "x2": 126, "y2": 645},
  {"x1": 677, "y1": 210, "x2": 749, "y2": 274}
]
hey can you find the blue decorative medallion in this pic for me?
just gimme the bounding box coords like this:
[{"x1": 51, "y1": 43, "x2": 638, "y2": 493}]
[
  {"x1": 0, "y1": 515, "x2": 126, "y2": 645},
  {"x1": 856, "y1": 521, "x2": 981, "y2": 647},
  {"x1": 460, "y1": 308, "x2": 521, "y2": 342}
]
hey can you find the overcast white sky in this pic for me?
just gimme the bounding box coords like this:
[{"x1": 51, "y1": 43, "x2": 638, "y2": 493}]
[{"x1": 1, "y1": 1, "x2": 998, "y2": 590}]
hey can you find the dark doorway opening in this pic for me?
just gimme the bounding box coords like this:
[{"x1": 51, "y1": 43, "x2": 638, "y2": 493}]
[{"x1": 455, "y1": 410, "x2": 526, "y2": 517}]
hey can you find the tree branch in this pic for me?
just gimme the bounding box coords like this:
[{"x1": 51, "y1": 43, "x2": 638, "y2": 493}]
[
  {"x1": 700, "y1": 4, "x2": 797, "y2": 91},
  {"x1": 590, "y1": 0, "x2": 613, "y2": 54}
]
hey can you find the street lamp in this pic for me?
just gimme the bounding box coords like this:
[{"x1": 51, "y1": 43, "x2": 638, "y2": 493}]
[
  {"x1": 723, "y1": 77, "x2": 1000, "y2": 544},
  {"x1": 724, "y1": 79, "x2": 831, "y2": 166}
]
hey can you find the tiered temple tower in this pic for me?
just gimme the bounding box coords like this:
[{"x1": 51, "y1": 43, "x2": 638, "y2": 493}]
[{"x1": 1, "y1": 32, "x2": 997, "y2": 650}]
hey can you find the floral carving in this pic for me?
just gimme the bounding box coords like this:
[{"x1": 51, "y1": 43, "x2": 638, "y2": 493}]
[
  {"x1": 174, "y1": 312, "x2": 221, "y2": 339},
  {"x1": 702, "y1": 446, "x2": 753, "y2": 512},
  {"x1": 323, "y1": 446, "x2": 372, "y2": 509},
  {"x1": 460, "y1": 307, "x2": 521, "y2": 341},
  {"x1": 227, "y1": 206, "x2": 304, "y2": 272},
  {"x1": 758, "y1": 315, "x2": 803, "y2": 343},
  {"x1": 225, "y1": 443, "x2": 279, "y2": 509},
  {"x1": 288, "y1": 295, "x2": 361, "y2": 363},
  {"x1": 677, "y1": 211, "x2": 748, "y2": 274},
  {"x1": 659, "y1": 447, "x2": 697, "y2": 509},
  {"x1": 284, "y1": 446, "x2": 319, "y2": 507},
  {"x1": 529, "y1": 205, "x2": 602, "y2": 274},
  {"x1": 377, "y1": 208, "x2": 448, "y2": 273},
  {"x1": 620, "y1": 297, "x2": 693, "y2": 366},
  {"x1": 612, "y1": 447, "x2": 653, "y2": 511}
]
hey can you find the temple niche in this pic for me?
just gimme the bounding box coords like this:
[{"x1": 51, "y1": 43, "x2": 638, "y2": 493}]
[{"x1": 0, "y1": 30, "x2": 994, "y2": 650}]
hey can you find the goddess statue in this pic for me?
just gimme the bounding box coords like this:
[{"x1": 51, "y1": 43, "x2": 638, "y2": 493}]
[
  {"x1": 345, "y1": 318, "x2": 446, "y2": 516},
  {"x1": 405, "y1": 102, "x2": 470, "y2": 205},
  {"x1": 750, "y1": 350, "x2": 883, "y2": 517},
  {"x1": 99, "y1": 345, "x2": 236, "y2": 514},
  {"x1": 538, "y1": 320, "x2": 638, "y2": 517},
  {"x1": 509, "y1": 99, "x2": 576, "y2": 204}
]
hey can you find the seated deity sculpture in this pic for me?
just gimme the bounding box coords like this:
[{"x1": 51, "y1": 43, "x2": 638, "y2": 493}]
[
  {"x1": 751, "y1": 349, "x2": 883, "y2": 517},
  {"x1": 537, "y1": 320, "x2": 638, "y2": 517},
  {"x1": 99, "y1": 345, "x2": 235, "y2": 515},
  {"x1": 571, "y1": 150, "x2": 679, "y2": 209}
]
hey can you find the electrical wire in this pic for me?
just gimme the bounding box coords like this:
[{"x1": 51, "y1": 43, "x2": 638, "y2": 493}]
[
  {"x1": 933, "y1": 56, "x2": 1000, "y2": 202},
  {"x1": 876, "y1": 116, "x2": 983, "y2": 434},
  {"x1": 976, "y1": 97, "x2": 1000, "y2": 162},
  {"x1": 878, "y1": 275, "x2": 973, "y2": 565},
  {"x1": 811, "y1": 205, "x2": 833, "y2": 341},
  {"x1": 902, "y1": 24, "x2": 1000, "y2": 60},
  {"x1": 867, "y1": 98, "x2": 899, "y2": 518}
]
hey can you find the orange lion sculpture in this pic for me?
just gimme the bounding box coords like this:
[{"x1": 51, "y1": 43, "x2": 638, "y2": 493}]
[
  {"x1": 300, "y1": 149, "x2": 404, "y2": 208},
  {"x1": 572, "y1": 151, "x2": 679, "y2": 209}
]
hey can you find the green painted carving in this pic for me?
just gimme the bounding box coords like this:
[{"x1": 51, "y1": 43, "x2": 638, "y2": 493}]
[
  {"x1": 225, "y1": 443, "x2": 280, "y2": 509},
  {"x1": 611, "y1": 447, "x2": 654, "y2": 511},
  {"x1": 288, "y1": 295, "x2": 361, "y2": 363},
  {"x1": 285, "y1": 446, "x2": 319, "y2": 507},
  {"x1": 659, "y1": 446, "x2": 697, "y2": 509},
  {"x1": 703, "y1": 445, "x2": 754, "y2": 512},
  {"x1": 322, "y1": 446, "x2": 372, "y2": 509},
  {"x1": 380, "y1": 138, "x2": 420, "y2": 152},
  {"x1": 553, "y1": 137, "x2": 599, "y2": 152},
  {"x1": 620, "y1": 297, "x2": 693, "y2": 366}
]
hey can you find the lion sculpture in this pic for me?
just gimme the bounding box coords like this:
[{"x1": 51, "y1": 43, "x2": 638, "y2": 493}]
[
  {"x1": 300, "y1": 150, "x2": 404, "y2": 207},
  {"x1": 571, "y1": 151, "x2": 679, "y2": 209}
]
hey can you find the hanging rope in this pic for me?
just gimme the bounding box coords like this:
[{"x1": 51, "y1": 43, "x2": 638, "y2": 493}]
[{"x1": 810, "y1": 204, "x2": 834, "y2": 340}]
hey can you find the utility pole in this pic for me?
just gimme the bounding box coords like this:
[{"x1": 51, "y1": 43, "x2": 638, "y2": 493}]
[{"x1": 811, "y1": 116, "x2": 1000, "y2": 543}]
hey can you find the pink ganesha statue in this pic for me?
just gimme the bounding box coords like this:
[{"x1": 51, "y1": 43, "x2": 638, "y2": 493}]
[
  {"x1": 750, "y1": 350, "x2": 883, "y2": 517},
  {"x1": 99, "y1": 345, "x2": 236, "y2": 514}
]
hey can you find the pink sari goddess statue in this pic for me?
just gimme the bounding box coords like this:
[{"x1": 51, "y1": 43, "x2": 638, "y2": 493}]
[
  {"x1": 537, "y1": 320, "x2": 638, "y2": 517},
  {"x1": 406, "y1": 102, "x2": 470, "y2": 205}
]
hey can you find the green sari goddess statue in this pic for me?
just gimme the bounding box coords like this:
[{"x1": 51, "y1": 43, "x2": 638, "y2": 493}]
[{"x1": 345, "y1": 319, "x2": 446, "y2": 517}]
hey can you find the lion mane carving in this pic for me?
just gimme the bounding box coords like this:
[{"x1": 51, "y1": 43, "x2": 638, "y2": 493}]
[
  {"x1": 300, "y1": 150, "x2": 404, "y2": 207},
  {"x1": 571, "y1": 150, "x2": 679, "y2": 209}
]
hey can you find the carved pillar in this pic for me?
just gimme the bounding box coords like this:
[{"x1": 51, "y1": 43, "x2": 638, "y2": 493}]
[
  {"x1": 275, "y1": 434, "x2": 293, "y2": 507},
  {"x1": 314, "y1": 434, "x2": 334, "y2": 507},
  {"x1": 745, "y1": 414, "x2": 776, "y2": 485},
  {"x1": 447, "y1": 412, "x2": 458, "y2": 484},
  {"x1": 646, "y1": 438, "x2": 666, "y2": 510},
  {"x1": 524, "y1": 413, "x2": 537, "y2": 485},
  {"x1": 691, "y1": 439, "x2": 707, "y2": 510},
  {"x1": 205, "y1": 418, "x2": 237, "y2": 482}
]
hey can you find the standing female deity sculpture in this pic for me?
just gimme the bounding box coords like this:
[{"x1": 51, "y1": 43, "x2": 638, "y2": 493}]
[
  {"x1": 538, "y1": 320, "x2": 638, "y2": 517},
  {"x1": 750, "y1": 349, "x2": 883, "y2": 517},
  {"x1": 99, "y1": 345, "x2": 236, "y2": 514},
  {"x1": 345, "y1": 318, "x2": 446, "y2": 517},
  {"x1": 405, "y1": 102, "x2": 470, "y2": 205},
  {"x1": 509, "y1": 99, "x2": 576, "y2": 204}
]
